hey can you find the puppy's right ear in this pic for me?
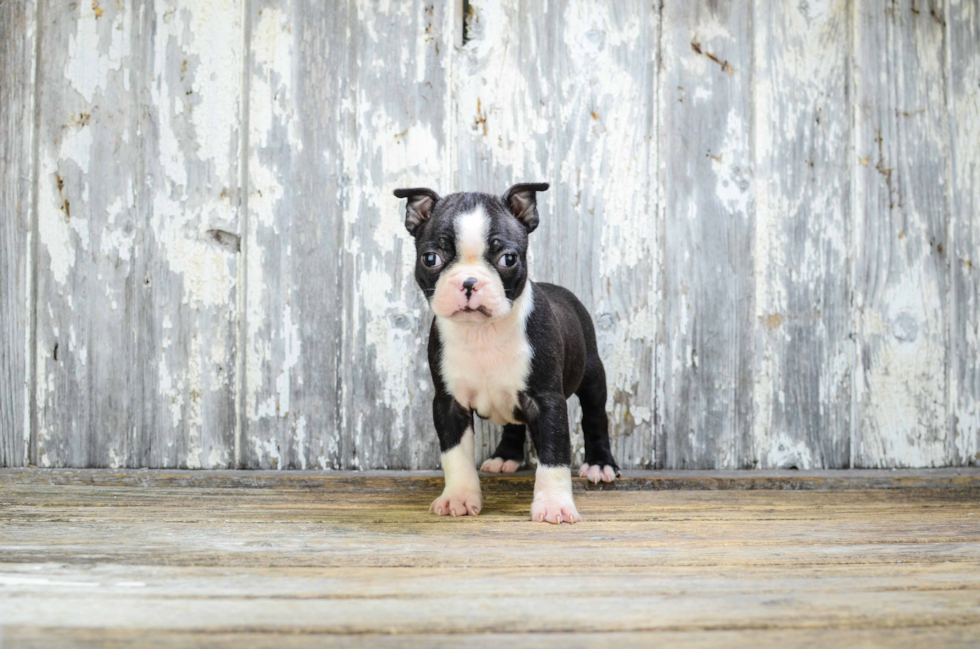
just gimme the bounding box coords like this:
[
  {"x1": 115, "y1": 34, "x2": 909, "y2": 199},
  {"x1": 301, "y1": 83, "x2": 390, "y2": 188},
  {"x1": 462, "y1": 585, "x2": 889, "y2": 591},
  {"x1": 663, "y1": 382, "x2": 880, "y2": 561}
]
[
  {"x1": 394, "y1": 187, "x2": 440, "y2": 237},
  {"x1": 502, "y1": 182, "x2": 549, "y2": 233}
]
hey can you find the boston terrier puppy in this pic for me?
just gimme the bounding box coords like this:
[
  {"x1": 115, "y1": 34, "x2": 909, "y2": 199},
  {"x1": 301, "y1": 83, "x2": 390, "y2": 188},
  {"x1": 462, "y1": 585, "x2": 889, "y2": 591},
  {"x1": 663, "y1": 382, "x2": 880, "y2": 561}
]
[{"x1": 394, "y1": 183, "x2": 620, "y2": 524}]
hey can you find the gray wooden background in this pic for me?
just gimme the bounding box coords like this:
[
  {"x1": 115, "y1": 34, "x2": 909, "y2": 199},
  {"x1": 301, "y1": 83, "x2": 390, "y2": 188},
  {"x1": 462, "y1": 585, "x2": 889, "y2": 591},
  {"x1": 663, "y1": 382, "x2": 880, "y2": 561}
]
[{"x1": 1, "y1": 0, "x2": 978, "y2": 470}]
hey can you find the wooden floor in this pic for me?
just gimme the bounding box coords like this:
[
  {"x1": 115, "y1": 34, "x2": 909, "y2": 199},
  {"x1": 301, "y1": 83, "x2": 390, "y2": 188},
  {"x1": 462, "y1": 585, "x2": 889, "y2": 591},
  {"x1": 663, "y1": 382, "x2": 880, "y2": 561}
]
[{"x1": 1, "y1": 469, "x2": 979, "y2": 648}]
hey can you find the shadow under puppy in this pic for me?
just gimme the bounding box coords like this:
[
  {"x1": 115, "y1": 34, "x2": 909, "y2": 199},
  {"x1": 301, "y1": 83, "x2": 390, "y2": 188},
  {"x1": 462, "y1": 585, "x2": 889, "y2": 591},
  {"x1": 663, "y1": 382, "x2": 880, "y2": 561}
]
[{"x1": 395, "y1": 183, "x2": 620, "y2": 524}]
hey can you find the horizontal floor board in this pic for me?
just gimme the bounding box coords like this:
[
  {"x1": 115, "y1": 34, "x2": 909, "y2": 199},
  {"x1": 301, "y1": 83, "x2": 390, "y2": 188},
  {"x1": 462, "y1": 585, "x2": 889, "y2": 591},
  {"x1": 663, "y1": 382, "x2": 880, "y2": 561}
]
[
  {"x1": 6, "y1": 627, "x2": 980, "y2": 649},
  {"x1": 1, "y1": 473, "x2": 978, "y2": 646}
]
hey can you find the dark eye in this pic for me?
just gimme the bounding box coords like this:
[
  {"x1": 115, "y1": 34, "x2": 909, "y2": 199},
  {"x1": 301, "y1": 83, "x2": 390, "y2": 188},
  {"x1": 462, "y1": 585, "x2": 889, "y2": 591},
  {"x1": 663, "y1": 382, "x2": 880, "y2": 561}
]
[
  {"x1": 422, "y1": 252, "x2": 442, "y2": 268},
  {"x1": 498, "y1": 253, "x2": 518, "y2": 268}
]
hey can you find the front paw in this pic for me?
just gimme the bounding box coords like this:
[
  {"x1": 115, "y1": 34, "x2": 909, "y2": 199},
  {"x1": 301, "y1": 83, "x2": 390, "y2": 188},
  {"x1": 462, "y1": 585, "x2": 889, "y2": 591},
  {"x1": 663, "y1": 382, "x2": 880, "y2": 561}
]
[
  {"x1": 480, "y1": 457, "x2": 521, "y2": 473},
  {"x1": 430, "y1": 490, "x2": 482, "y2": 517},
  {"x1": 578, "y1": 463, "x2": 618, "y2": 484},
  {"x1": 530, "y1": 492, "x2": 582, "y2": 524}
]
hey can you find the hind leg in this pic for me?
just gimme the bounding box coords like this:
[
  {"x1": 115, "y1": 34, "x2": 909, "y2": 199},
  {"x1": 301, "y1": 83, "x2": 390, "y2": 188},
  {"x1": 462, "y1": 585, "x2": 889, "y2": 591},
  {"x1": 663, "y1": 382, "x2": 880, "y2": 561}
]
[
  {"x1": 576, "y1": 355, "x2": 620, "y2": 484},
  {"x1": 480, "y1": 424, "x2": 525, "y2": 473}
]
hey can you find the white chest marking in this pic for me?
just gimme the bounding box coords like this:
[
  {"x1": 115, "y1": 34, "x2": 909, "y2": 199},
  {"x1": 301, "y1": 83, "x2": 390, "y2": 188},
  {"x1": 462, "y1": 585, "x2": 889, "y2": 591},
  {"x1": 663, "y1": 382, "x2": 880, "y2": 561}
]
[{"x1": 437, "y1": 285, "x2": 535, "y2": 425}]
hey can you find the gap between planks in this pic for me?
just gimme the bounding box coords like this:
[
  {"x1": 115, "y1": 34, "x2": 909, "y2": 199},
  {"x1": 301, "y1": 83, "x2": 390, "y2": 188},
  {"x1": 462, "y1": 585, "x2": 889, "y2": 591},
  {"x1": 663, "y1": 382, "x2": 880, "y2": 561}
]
[{"x1": 1, "y1": 468, "x2": 978, "y2": 491}]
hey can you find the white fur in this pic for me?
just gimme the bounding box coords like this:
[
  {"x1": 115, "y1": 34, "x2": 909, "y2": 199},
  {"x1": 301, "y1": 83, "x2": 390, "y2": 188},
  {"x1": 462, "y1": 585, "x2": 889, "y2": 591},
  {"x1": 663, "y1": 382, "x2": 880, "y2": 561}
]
[
  {"x1": 579, "y1": 463, "x2": 617, "y2": 484},
  {"x1": 430, "y1": 427, "x2": 482, "y2": 517},
  {"x1": 531, "y1": 465, "x2": 581, "y2": 524},
  {"x1": 437, "y1": 284, "x2": 534, "y2": 425},
  {"x1": 455, "y1": 206, "x2": 489, "y2": 262},
  {"x1": 429, "y1": 205, "x2": 513, "y2": 320},
  {"x1": 480, "y1": 457, "x2": 520, "y2": 473}
]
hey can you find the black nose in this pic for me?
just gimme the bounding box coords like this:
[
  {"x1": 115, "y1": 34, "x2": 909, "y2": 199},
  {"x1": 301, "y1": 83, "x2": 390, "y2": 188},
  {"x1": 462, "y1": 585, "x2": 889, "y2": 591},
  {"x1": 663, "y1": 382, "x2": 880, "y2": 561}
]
[{"x1": 462, "y1": 277, "x2": 478, "y2": 291}]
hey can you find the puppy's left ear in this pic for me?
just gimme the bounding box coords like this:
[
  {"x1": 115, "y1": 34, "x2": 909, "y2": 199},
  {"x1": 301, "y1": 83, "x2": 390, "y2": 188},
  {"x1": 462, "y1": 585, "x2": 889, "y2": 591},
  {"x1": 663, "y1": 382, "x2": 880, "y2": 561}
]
[
  {"x1": 502, "y1": 182, "x2": 549, "y2": 233},
  {"x1": 394, "y1": 187, "x2": 440, "y2": 237}
]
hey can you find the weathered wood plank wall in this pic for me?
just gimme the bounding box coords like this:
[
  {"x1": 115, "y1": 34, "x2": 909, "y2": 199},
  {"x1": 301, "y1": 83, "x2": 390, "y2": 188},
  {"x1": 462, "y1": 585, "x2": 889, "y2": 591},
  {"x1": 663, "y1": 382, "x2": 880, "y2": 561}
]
[
  {"x1": 854, "y1": 0, "x2": 950, "y2": 467},
  {"x1": 28, "y1": 0, "x2": 242, "y2": 469},
  {"x1": 753, "y1": 0, "x2": 852, "y2": 470},
  {"x1": 948, "y1": 0, "x2": 980, "y2": 466},
  {"x1": 1, "y1": 0, "x2": 977, "y2": 470},
  {"x1": 0, "y1": 0, "x2": 36, "y2": 468},
  {"x1": 662, "y1": 0, "x2": 756, "y2": 469}
]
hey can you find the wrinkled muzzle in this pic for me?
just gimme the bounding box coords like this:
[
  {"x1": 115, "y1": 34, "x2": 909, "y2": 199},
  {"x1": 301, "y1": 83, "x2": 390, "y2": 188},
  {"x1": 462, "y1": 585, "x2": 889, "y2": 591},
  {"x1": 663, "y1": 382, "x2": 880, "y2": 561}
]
[{"x1": 431, "y1": 262, "x2": 511, "y2": 322}]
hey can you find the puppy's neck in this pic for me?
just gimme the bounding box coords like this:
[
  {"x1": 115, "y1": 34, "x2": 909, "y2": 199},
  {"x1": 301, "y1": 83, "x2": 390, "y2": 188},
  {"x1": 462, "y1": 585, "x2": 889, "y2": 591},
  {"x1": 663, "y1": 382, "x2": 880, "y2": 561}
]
[{"x1": 436, "y1": 282, "x2": 534, "y2": 347}]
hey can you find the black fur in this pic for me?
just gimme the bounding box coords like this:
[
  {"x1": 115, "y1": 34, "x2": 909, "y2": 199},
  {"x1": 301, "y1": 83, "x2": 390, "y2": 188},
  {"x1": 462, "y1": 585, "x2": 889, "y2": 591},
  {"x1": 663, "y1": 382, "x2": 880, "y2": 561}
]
[
  {"x1": 411, "y1": 192, "x2": 530, "y2": 305},
  {"x1": 399, "y1": 185, "x2": 620, "y2": 474},
  {"x1": 491, "y1": 424, "x2": 527, "y2": 464}
]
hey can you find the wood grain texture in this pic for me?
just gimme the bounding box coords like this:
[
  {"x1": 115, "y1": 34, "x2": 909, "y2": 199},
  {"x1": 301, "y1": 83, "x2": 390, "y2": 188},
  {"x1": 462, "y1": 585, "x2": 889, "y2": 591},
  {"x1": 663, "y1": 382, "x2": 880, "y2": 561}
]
[
  {"x1": 553, "y1": 0, "x2": 659, "y2": 469},
  {"x1": 4, "y1": 0, "x2": 980, "y2": 470},
  {"x1": 661, "y1": 0, "x2": 756, "y2": 468},
  {"x1": 852, "y1": 0, "x2": 952, "y2": 467},
  {"x1": 138, "y1": 0, "x2": 243, "y2": 468},
  {"x1": 336, "y1": 1, "x2": 454, "y2": 469},
  {"x1": 32, "y1": 0, "x2": 242, "y2": 469},
  {"x1": 7, "y1": 627, "x2": 980, "y2": 649},
  {"x1": 751, "y1": 0, "x2": 853, "y2": 468},
  {"x1": 947, "y1": 0, "x2": 980, "y2": 466},
  {"x1": 1, "y1": 476, "x2": 979, "y2": 645},
  {"x1": 33, "y1": 0, "x2": 143, "y2": 467},
  {"x1": 245, "y1": 0, "x2": 454, "y2": 470},
  {"x1": 243, "y1": 0, "x2": 349, "y2": 470},
  {"x1": 454, "y1": 0, "x2": 556, "y2": 466},
  {"x1": 454, "y1": 0, "x2": 659, "y2": 469},
  {"x1": 3, "y1": 467, "x2": 978, "y2": 491},
  {"x1": 0, "y1": 0, "x2": 36, "y2": 468}
]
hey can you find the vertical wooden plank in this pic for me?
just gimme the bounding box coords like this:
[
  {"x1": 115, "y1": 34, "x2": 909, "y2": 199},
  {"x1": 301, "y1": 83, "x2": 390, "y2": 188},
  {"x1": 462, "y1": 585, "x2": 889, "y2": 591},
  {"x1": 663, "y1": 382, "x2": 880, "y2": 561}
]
[
  {"x1": 454, "y1": 0, "x2": 556, "y2": 464},
  {"x1": 0, "y1": 0, "x2": 36, "y2": 467},
  {"x1": 553, "y1": 0, "x2": 659, "y2": 468},
  {"x1": 33, "y1": 0, "x2": 143, "y2": 467},
  {"x1": 338, "y1": 0, "x2": 456, "y2": 469},
  {"x1": 662, "y1": 1, "x2": 756, "y2": 468},
  {"x1": 455, "y1": 0, "x2": 659, "y2": 470},
  {"x1": 246, "y1": 0, "x2": 455, "y2": 470},
  {"x1": 946, "y1": 0, "x2": 980, "y2": 466},
  {"x1": 138, "y1": 0, "x2": 243, "y2": 468},
  {"x1": 751, "y1": 0, "x2": 853, "y2": 469},
  {"x1": 243, "y1": 0, "x2": 348, "y2": 469},
  {"x1": 853, "y1": 0, "x2": 951, "y2": 467},
  {"x1": 34, "y1": 0, "x2": 243, "y2": 468}
]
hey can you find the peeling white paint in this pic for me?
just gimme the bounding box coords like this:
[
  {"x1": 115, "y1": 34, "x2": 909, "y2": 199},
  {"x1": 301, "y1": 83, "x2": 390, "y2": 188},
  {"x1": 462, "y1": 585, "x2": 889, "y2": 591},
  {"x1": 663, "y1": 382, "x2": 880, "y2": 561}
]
[
  {"x1": 209, "y1": 339, "x2": 230, "y2": 390},
  {"x1": 857, "y1": 274, "x2": 948, "y2": 467},
  {"x1": 37, "y1": 164, "x2": 75, "y2": 286},
  {"x1": 100, "y1": 197, "x2": 135, "y2": 262},
  {"x1": 250, "y1": 436, "x2": 283, "y2": 470},
  {"x1": 358, "y1": 267, "x2": 416, "y2": 434},
  {"x1": 60, "y1": 125, "x2": 93, "y2": 179},
  {"x1": 711, "y1": 112, "x2": 751, "y2": 218},
  {"x1": 850, "y1": 4, "x2": 955, "y2": 468},
  {"x1": 765, "y1": 431, "x2": 814, "y2": 470},
  {"x1": 456, "y1": 0, "x2": 551, "y2": 180},
  {"x1": 186, "y1": 0, "x2": 242, "y2": 182},
  {"x1": 17, "y1": 0, "x2": 980, "y2": 474},
  {"x1": 949, "y1": 29, "x2": 980, "y2": 464},
  {"x1": 158, "y1": 355, "x2": 183, "y2": 430},
  {"x1": 208, "y1": 447, "x2": 227, "y2": 468},
  {"x1": 65, "y1": 6, "x2": 128, "y2": 104},
  {"x1": 294, "y1": 415, "x2": 308, "y2": 470},
  {"x1": 151, "y1": 206, "x2": 236, "y2": 307},
  {"x1": 252, "y1": 302, "x2": 301, "y2": 422},
  {"x1": 251, "y1": 8, "x2": 301, "y2": 152},
  {"x1": 184, "y1": 334, "x2": 204, "y2": 468}
]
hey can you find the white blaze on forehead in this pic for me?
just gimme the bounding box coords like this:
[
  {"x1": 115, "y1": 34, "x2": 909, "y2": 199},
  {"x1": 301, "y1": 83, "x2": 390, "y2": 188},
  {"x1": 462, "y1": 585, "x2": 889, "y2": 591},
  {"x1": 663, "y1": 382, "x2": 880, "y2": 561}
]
[{"x1": 455, "y1": 205, "x2": 489, "y2": 262}]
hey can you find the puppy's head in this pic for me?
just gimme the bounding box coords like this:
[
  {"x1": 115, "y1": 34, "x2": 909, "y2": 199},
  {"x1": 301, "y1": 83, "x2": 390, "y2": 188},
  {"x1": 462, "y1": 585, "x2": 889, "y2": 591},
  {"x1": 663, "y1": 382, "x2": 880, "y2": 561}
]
[{"x1": 394, "y1": 183, "x2": 548, "y2": 323}]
